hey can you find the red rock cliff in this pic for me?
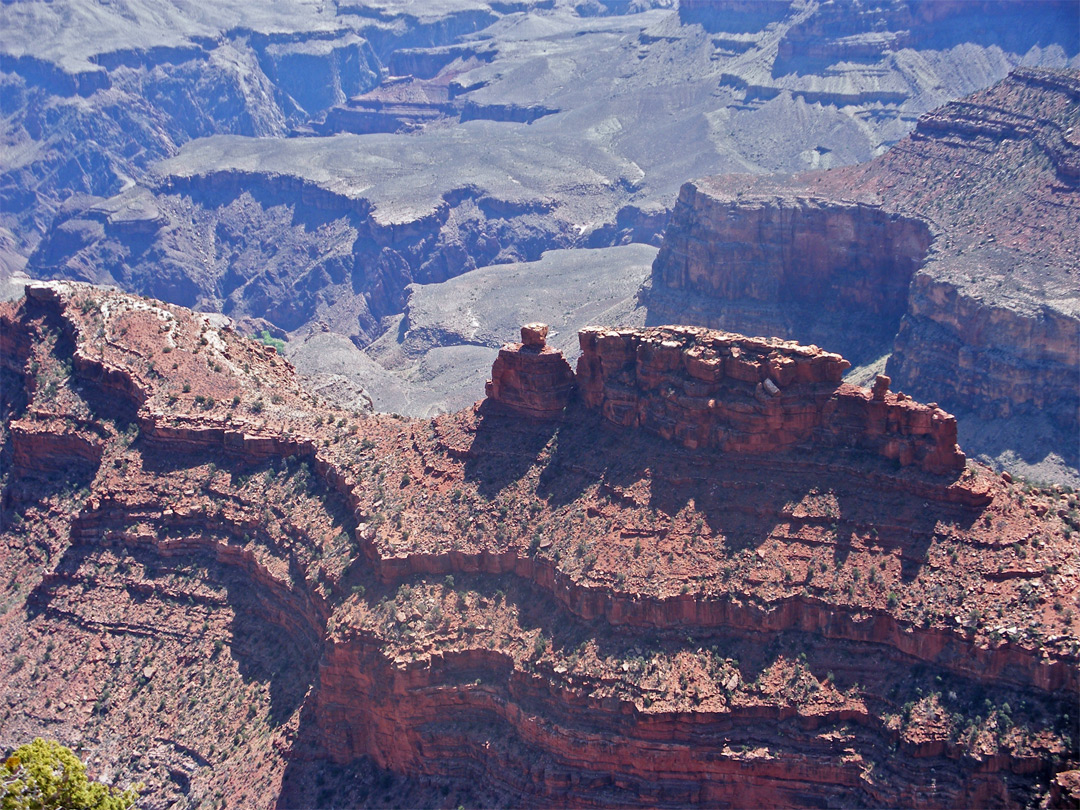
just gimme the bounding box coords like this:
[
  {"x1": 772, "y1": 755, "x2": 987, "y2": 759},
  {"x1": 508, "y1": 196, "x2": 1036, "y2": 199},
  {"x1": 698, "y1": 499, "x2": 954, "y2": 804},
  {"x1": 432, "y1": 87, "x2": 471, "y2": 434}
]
[
  {"x1": 646, "y1": 68, "x2": 1080, "y2": 479},
  {"x1": 576, "y1": 325, "x2": 965, "y2": 474},
  {"x1": 3, "y1": 283, "x2": 1076, "y2": 809}
]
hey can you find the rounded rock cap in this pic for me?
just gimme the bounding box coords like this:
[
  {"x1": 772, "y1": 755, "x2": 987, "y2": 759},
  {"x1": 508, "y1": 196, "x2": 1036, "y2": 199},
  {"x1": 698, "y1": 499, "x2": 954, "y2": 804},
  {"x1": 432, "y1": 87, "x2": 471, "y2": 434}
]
[{"x1": 521, "y1": 322, "x2": 549, "y2": 349}]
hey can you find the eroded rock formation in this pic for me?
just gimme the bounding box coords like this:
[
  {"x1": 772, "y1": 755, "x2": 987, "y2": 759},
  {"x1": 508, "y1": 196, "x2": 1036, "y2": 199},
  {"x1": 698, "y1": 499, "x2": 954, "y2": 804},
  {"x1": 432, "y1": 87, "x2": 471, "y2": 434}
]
[
  {"x1": 485, "y1": 323, "x2": 576, "y2": 419},
  {"x1": 646, "y1": 67, "x2": 1080, "y2": 481},
  {"x1": 576, "y1": 325, "x2": 965, "y2": 474},
  {"x1": 1, "y1": 283, "x2": 1077, "y2": 808}
]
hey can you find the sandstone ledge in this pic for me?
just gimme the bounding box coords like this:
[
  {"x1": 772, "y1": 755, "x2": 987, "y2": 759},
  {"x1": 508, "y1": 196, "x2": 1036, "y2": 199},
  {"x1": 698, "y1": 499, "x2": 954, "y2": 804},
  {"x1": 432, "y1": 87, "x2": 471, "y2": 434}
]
[
  {"x1": 484, "y1": 322, "x2": 965, "y2": 475},
  {"x1": 577, "y1": 325, "x2": 965, "y2": 475}
]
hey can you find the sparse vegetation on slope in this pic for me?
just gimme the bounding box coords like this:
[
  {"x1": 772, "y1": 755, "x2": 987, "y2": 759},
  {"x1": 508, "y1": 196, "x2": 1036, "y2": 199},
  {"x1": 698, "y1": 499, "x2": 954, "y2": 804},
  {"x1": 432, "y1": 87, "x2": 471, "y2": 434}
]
[{"x1": 0, "y1": 283, "x2": 1076, "y2": 807}]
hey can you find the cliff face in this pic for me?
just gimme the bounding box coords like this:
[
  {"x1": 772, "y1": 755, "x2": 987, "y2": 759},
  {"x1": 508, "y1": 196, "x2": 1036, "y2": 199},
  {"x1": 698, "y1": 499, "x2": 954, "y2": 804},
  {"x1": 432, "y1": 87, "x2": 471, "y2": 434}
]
[
  {"x1": 646, "y1": 68, "x2": 1080, "y2": 481},
  {"x1": 889, "y1": 269, "x2": 1080, "y2": 425},
  {"x1": 574, "y1": 325, "x2": 964, "y2": 474},
  {"x1": 1, "y1": 283, "x2": 1077, "y2": 808},
  {"x1": 649, "y1": 194, "x2": 931, "y2": 363}
]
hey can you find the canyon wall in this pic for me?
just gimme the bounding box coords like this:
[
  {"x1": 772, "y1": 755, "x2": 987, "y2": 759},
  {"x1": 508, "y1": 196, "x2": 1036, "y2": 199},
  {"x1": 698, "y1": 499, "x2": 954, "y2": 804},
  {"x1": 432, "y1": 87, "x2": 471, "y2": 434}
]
[
  {"x1": 3, "y1": 281, "x2": 1076, "y2": 808},
  {"x1": 888, "y1": 269, "x2": 1080, "y2": 426},
  {"x1": 649, "y1": 191, "x2": 931, "y2": 363},
  {"x1": 646, "y1": 68, "x2": 1080, "y2": 479}
]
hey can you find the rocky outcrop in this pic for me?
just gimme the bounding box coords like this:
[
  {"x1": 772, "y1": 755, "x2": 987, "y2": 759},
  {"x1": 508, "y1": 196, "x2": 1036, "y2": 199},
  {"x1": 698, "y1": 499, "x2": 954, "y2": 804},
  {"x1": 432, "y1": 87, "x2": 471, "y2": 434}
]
[
  {"x1": 318, "y1": 76, "x2": 457, "y2": 134},
  {"x1": 888, "y1": 270, "x2": 1080, "y2": 425},
  {"x1": 459, "y1": 100, "x2": 557, "y2": 124},
  {"x1": 483, "y1": 318, "x2": 968, "y2": 474},
  {"x1": 576, "y1": 325, "x2": 965, "y2": 474},
  {"x1": 10, "y1": 419, "x2": 105, "y2": 472},
  {"x1": 649, "y1": 193, "x2": 930, "y2": 363},
  {"x1": 319, "y1": 75, "x2": 560, "y2": 136},
  {"x1": 485, "y1": 323, "x2": 576, "y2": 419}
]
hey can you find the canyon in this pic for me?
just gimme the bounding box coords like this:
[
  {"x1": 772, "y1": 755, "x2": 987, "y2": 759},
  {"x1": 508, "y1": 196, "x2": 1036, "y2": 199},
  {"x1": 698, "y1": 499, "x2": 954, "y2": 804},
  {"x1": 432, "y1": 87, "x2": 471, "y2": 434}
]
[
  {"x1": 2, "y1": 2, "x2": 1079, "y2": 806},
  {"x1": 1, "y1": 281, "x2": 1077, "y2": 807},
  {"x1": 3, "y1": 3, "x2": 1076, "y2": 468}
]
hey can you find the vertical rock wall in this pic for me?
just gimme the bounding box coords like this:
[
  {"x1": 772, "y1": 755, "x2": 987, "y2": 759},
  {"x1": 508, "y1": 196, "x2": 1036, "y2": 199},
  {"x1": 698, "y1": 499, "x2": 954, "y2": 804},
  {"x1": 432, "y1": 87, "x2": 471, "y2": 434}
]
[
  {"x1": 887, "y1": 269, "x2": 1080, "y2": 428},
  {"x1": 649, "y1": 186, "x2": 931, "y2": 363},
  {"x1": 576, "y1": 325, "x2": 965, "y2": 474}
]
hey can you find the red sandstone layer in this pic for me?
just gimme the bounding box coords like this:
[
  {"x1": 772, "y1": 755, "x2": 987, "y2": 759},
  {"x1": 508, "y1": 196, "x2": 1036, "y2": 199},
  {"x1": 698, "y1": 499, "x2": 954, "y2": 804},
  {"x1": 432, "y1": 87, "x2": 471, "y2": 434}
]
[
  {"x1": 485, "y1": 323, "x2": 576, "y2": 419},
  {"x1": 1, "y1": 282, "x2": 1076, "y2": 808},
  {"x1": 576, "y1": 325, "x2": 965, "y2": 474}
]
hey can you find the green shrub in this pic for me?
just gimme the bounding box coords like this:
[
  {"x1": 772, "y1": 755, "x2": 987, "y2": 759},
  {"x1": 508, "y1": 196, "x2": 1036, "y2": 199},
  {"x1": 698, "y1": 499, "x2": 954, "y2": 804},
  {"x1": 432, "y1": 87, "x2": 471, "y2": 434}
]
[
  {"x1": 1, "y1": 738, "x2": 141, "y2": 809},
  {"x1": 253, "y1": 330, "x2": 286, "y2": 354}
]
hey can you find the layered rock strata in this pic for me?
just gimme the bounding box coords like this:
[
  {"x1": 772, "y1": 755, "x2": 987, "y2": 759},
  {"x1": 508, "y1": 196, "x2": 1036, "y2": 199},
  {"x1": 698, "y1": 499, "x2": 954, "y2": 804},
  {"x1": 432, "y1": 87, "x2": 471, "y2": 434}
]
[
  {"x1": 1, "y1": 283, "x2": 1077, "y2": 809},
  {"x1": 576, "y1": 325, "x2": 965, "y2": 474},
  {"x1": 650, "y1": 196, "x2": 930, "y2": 361},
  {"x1": 485, "y1": 323, "x2": 576, "y2": 419}
]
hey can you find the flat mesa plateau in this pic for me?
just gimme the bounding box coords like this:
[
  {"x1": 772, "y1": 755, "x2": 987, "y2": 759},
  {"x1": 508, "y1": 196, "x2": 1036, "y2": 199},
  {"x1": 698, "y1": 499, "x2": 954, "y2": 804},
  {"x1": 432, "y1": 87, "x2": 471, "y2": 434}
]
[{"x1": 1, "y1": 282, "x2": 1077, "y2": 808}]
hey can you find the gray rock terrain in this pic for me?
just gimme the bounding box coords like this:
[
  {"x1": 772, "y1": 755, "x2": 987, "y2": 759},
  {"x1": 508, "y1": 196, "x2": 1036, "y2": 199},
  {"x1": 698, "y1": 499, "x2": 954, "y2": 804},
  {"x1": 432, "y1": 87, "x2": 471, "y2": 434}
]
[{"x1": 9, "y1": 1, "x2": 1075, "y2": 302}]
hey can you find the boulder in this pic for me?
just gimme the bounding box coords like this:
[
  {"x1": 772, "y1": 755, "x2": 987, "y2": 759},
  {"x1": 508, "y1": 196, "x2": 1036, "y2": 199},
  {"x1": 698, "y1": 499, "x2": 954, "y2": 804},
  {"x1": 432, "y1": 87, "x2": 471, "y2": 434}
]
[{"x1": 521, "y1": 322, "x2": 549, "y2": 349}]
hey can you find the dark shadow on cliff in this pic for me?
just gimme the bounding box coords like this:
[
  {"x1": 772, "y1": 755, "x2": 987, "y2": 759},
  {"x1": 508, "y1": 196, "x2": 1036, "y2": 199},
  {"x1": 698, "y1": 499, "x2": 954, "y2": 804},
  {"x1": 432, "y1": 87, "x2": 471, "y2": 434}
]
[
  {"x1": 136, "y1": 442, "x2": 302, "y2": 480},
  {"x1": 276, "y1": 692, "x2": 499, "y2": 810},
  {"x1": 1, "y1": 463, "x2": 99, "y2": 533},
  {"x1": 459, "y1": 396, "x2": 980, "y2": 590},
  {"x1": 530, "y1": 401, "x2": 980, "y2": 579},
  {"x1": 771, "y1": 3, "x2": 1078, "y2": 79},
  {"x1": 462, "y1": 399, "x2": 561, "y2": 500},
  {"x1": 24, "y1": 535, "x2": 321, "y2": 727},
  {"x1": 958, "y1": 411, "x2": 1079, "y2": 485},
  {"x1": 277, "y1": 746, "x2": 423, "y2": 810},
  {"x1": 679, "y1": 2, "x2": 791, "y2": 34},
  {"x1": 182, "y1": 182, "x2": 364, "y2": 235},
  {"x1": 228, "y1": 589, "x2": 320, "y2": 727}
]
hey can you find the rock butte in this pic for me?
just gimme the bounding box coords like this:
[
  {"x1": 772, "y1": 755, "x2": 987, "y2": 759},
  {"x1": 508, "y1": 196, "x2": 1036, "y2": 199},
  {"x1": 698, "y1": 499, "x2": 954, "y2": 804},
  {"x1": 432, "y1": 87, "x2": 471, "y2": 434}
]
[
  {"x1": 484, "y1": 323, "x2": 576, "y2": 420},
  {"x1": 488, "y1": 322, "x2": 965, "y2": 475},
  {"x1": 1, "y1": 284, "x2": 1077, "y2": 808}
]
